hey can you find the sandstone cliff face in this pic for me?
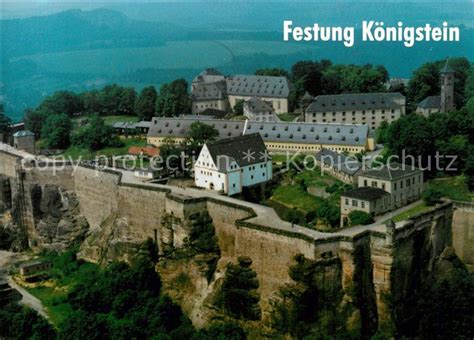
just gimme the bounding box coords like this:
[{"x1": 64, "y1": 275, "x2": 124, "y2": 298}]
[{"x1": 29, "y1": 184, "x2": 89, "y2": 251}]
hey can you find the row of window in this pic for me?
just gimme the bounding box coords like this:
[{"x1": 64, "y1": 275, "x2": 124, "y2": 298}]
[
  {"x1": 315, "y1": 109, "x2": 398, "y2": 117},
  {"x1": 266, "y1": 143, "x2": 363, "y2": 153}
]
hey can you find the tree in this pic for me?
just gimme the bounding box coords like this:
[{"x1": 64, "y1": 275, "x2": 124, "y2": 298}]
[
  {"x1": 422, "y1": 186, "x2": 443, "y2": 206},
  {"x1": 193, "y1": 322, "x2": 246, "y2": 340},
  {"x1": 24, "y1": 108, "x2": 46, "y2": 138},
  {"x1": 156, "y1": 79, "x2": 191, "y2": 117},
  {"x1": 407, "y1": 62, "x2": 440, "y2": 107},
  {"x1": 37, "y1": 91, "x2": 83, "y2": 116},
  {"x1": 321, "y1": 64, "x2": 388, "y2": 94},
  {"x1": 81, "y1": 90, "x2": 101, "y2": 113},
  {"x1": 72, "y1": 115, "x2": 123, "y2": 151},
  {"x1": 464, "y1": 154, "x2": 474, "y2": 191},
  {"x1": 291, "y1": 60, "x2": 325, "y2": 96},
  {"x1": 41, "y1": 113, "x2": 72, "y2": 149},
  {"x1": 348, "y1": 210, "x2": 374, "y2": 226},
  {"x1": 0, "y1": 103, "x2": 11, "y2": 136},
  {"x1": 255, "y1": 68, "x2": 289, "y2": 77},
  {"x1": 316, "y1": 200, "x2": 341, "y2": 228},
  {"x1": 188, "y1": 122, "x2": 219, "y2": 147},
  {"x1": 233, "y1": 99, "x2": 245, "y2": 115},
  {"x1": 135, "y1": 86, "x2": 157, "y2": 121},
  {"x1": 216, "y1": 256, "x2": 261, "y2": 320},
  {"x1": 0, "y1": 304, "x2": 56, "y2": 339}
]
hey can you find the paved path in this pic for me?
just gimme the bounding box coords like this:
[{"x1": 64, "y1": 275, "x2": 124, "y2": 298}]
[
  {"x1": 7, "y1": 277, "x2": 48, "y2": 318},
  {"x1": 0, "y1": 250, "x2": 48, "y2": 318},
  {"x1": 116, "y1": 167, "x2": 414, "y2": 240}
]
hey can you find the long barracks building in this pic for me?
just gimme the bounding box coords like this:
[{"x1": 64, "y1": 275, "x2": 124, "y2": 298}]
[
  {"x1": 146, "y1": 117, "x2": 374, "y2": 154},
  {"x1": 305, "y1": 92, "x2": 405, "y2": 130}
]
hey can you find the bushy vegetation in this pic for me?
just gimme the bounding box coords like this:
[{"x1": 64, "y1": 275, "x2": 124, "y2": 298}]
[
  {"x1": 348, "y1": 210, "x2": 374, "y2": 226},
  {"x1": 269, "y1": 254, "x2": 353, "y2": 339},
  {"x1": 401, "y1": 264, "x2": 474, "y2": 339},
  {"x1": 71, "y1": 115, "x2": 123, "y2": 151},
  {"x1": 216, "y1": 256, "x2": 261, "y2": 321},
  {"x1": 0, "y1": 304, "x2": 56, "y2": 339},
  {"x1": 422, "y1": 186, "x2": 443, "y2": 206}
]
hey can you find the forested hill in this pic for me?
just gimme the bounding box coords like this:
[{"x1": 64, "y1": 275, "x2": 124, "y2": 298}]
[{"x1": 1, "y1": 3, "x2": 474, "y2": 120}]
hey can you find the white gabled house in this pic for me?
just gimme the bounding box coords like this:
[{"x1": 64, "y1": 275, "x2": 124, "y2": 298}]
[{"x1": 194, "y1": 133, "x2": 273, "y2": 195}]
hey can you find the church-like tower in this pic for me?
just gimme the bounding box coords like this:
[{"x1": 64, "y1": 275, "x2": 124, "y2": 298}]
[{"x1": 440, "y1": 60, "x2": 455, "y2": 113}]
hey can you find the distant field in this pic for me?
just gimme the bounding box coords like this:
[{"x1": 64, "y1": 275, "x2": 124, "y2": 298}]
[{"x1": 13, "y1": 40, "x2": 311, "y2": 75}]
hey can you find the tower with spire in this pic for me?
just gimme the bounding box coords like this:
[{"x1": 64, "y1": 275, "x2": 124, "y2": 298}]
[{"x1": 440, "y1": 59, "x2": 455, "y2": 113}]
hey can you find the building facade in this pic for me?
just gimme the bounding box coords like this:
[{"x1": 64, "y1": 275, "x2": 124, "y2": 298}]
[
  {"x1": 315, "y1": 148, "x2": 361, "y2": 184},
  {"x1": 243, "y1": 97, "x2": 279, "y2": 122},
  {"x1": 305, "y1": 92, "x2": 406, "y2": 130},
  {"x1": 13, "y1": 130, "x2": 35, "y2": 154},
  {"x1": 340, "y1": 187, "x2": 391, "y2": 226},
  {"x1": 357, "y1": 164, "x2": 424, "y2": 210},
  {"x1": 191, "y1": 69, "x2": 290, "y2": 115},
  {"x1": 194, "y1": 133, "x2": 272, "y2": 195},
  {"x1": 417, "y1": 60, "x2": 455, "y2": 116}
]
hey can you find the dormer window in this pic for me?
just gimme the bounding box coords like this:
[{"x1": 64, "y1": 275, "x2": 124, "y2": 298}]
[
  {"x1": 165, "y1": 122, "x2": 169, "y2": 127},
  {"x1": 336, "y1": 128, "x2": 340, "y2": 133},
  {"x1": 315, "y1": 135, "x2": 319, "y2": 140},
  {"x1": 350, "y1": 128, "x2": 354, "y2": 133},
  {"x1": 284, "y1": 126, "x2": 289, "y2": 131},
  {"x1": 355, "y1": 137, "x2": 360, "y2": 141},
  {"x1": 342, "y1": 136, "x2": 346, "y2": 141},
  {"x1": 302, "y1": 134, "x2": 306, "y2": 139},
  {"x1": 328, "y1": 136, "x2": 332, "y2": 141},
  {"x1": 324, "y1": 128, "x2": 328, "y2": 132}
]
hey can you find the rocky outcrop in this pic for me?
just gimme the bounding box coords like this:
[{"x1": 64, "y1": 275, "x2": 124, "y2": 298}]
[{"x1": 29, "y1": 184, "x2": 89, "y2": 251}]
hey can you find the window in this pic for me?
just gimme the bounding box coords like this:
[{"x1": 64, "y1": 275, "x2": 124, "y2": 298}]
[
  {"x1": 361, "y1": 202, "x2": 365, "y2": 208},
  {"x1": 382, "y1": 183, "x2": 386, "y2": 190},
  {"x1": 352, "y1": 200, "x2": 358, "y2": 207},
  {"x1": 372, "y1": 181, "x2": 377, "y2": 188},
  {"x1": 394, "y1": 183, "x2": 397, "y2": 190},
  {"x1": 345, "y1": 198, "x2": 349, "y2": 205},
  {"x1": 364, "y1": 180, "x2": 368, "y2": 186}
]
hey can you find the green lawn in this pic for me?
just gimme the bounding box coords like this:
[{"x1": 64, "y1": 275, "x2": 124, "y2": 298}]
[
  {"x1": 26, "y1": 285, "x2": 73, "y2": 327},
  {"x1": 103, "y1": 115, "x2": 139, "y2": 125},
  {"x1": 271, "y1": 185, "x2": 325, "y2": 212},
  {"x1": 277, "y1": 113, "x2": 300, "y2": 122},
  {"x1": 428, "y1": 175, "x2": 474, "y2": 202},
  {"x1": 60, "y1": 138, "x2": 146, "y2": 160},
  {"x1": 386, "y1": 203, "x2": 430, "y2": 223}
]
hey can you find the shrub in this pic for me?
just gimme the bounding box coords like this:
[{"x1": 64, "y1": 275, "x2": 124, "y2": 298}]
[
  {"x1": 422, "y1": 187, "x2": 443, "y2": 206},
  {"x1": 348, "y1": 211, "x2": 374, "y2": 226}
]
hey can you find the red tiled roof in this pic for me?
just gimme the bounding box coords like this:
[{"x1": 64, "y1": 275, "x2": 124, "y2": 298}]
[{"x1": 128, "y1": 146, "x2": 160, "y2": 157}]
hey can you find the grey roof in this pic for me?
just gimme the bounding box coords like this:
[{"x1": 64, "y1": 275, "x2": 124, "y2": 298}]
[
  {"x1": 341, "y1": 187, "x2": 390, "y2": 200},
  {"x1": 359, "y1": 163, "x2": 422, "y2": 181},
  {"x1": 148, "y1": 117, "x2": 246, "y2": 140},
  {"x1": 191, "y1": 80, "x2": 227, "y2": 101},
  {"x1": 13, "y1": 130, "x2": 34, "y2": 137},
  {"x1": 135, "y1": 121, "x2": 151, "y2": 129},
  {"x1": 417, "y1": 95, "x2": 440, "y2": 109},
  {"x1": 306, "y1": 92, "x2": 405, "y2": 113},
  {"x1": 112, "y1": 122, "x2": 136, "y2": 129},
  {"x1": 148, "y1": 117, "x2": 369, "y2": 147},
  {"x1": 227, "y1": 75, "x2": 289, "y2": 98},
  {"x1": 206, "y1": 133, "x2": 268, "y2": 171},
  {"x1": 193, "y1": 68, "x2": 225, "y2": 83},
  {"x1": 244, "y1": 97, "x2": 274, "y2": 114},
  {"x1": 19, "y1": 260, "x2": 50, "y2": 268},
  {"x1": 244, "y1": 121, "x2": 368, "y2": 146},
  {"x1": 315, "y1": 148, "x2": 361, "y2": 175},
  {"x1": 440, "y1": 60, "x2": 454, "y2": 74}
]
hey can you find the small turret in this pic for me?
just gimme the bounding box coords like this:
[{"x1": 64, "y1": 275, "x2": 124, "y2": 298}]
[
  {"x1": 385, "y1": 218, "x2": 396, "y2": 246},
  {"x1": 440, "y1": 59, "x2": 455, "y2": 113}
]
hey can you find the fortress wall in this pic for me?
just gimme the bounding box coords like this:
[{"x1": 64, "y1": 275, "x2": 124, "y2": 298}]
[
  {"x1": 452, "y1": 201, "x2": 474, "y2": 272},
  {"x1": 116, "y1": 185, "x2": 168, "y2": 240},
  {"x1": 73, "y1": 166, "x2": 121, "y2": 229},
  {"x1": 0, "y1": 150, "x2": 20, "y2": 178},
  {"x1": 27, "y1": 165, "x2": 76, "y2": 190}
]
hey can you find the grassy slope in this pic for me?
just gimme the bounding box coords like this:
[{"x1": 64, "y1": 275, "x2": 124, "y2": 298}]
[
  {"x1": 60, "y1": 138, "x2": 146, "y2": 160},
  {"x1": 428, "y1": 175, "x2": 474, "y2": 202},
  {"x1": 22, "y1": 252, "x2": 99, "y2": 327},
  {"x1": 269, "y1": 168, "x2": 339, "y2": 212}
]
